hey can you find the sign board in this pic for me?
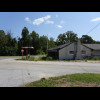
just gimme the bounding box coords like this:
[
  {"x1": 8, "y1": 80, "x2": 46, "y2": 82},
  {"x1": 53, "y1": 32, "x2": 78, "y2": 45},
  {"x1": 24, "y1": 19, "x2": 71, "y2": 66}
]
[{"x1": 21, "y1": 49, "x2": 24, "y2": 53}]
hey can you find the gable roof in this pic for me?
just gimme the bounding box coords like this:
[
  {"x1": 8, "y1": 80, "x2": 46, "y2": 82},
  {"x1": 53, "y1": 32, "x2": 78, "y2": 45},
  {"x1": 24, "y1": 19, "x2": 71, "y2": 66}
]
[
  {"x1": 48, "y1": 42, "x2": 72, "y2": 52},
  {"x1": 48, "y1": 42, "x2": 100, "y2": 52},
  {"x1": 82, "y1": 44, "x2": 100, "y2": 50}
]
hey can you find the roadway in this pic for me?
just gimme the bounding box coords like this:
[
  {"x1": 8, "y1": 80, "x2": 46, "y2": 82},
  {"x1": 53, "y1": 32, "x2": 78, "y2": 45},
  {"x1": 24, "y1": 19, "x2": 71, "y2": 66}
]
[{"x1": 0, "y1": 57, "x2": 100, "y2": 87}]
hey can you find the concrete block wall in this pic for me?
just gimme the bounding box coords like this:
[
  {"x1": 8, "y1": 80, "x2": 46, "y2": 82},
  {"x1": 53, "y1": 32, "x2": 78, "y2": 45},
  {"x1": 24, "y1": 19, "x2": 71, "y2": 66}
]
[
  {"x1": 59, "y1": 41, "x2": 92, "y2": 60},
  {"x1": 59, "y1": 43, "x2": 75, "y2": 60},
  {"x1": 81, "y1": 45, "x2": 91, "y2": 59}
]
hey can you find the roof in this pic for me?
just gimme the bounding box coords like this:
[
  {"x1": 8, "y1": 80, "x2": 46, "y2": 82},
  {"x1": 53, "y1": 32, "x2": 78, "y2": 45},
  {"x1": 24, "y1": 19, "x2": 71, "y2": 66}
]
[
  {"x1": 48, "y1": 42, "x2": 100, "y2": 52},
  {"x1": 83, "y1": 44, "x2": 100, "y2": 50},
  {"x1": 22, "y1": 47, "x2": 34, "y2": 49},
  {"x1": 48, "y1": 42, "x2": 72, "y2": 52}
]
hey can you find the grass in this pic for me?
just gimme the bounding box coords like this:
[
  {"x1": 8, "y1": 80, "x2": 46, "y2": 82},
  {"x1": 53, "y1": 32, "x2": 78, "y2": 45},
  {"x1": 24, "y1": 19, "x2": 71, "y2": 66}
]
[
  {"x1": 0, "y1": 56, "x2": 22, "y2": 57},
  {"x1": 32, "y1": 54, "x2": 46, "y2": 56},
  {"x1": 23, "y1": 73, "x2": 100, "y2": 87},
  {"x1": 18, "y1": 56, "x2": 100, "y2": 62}
]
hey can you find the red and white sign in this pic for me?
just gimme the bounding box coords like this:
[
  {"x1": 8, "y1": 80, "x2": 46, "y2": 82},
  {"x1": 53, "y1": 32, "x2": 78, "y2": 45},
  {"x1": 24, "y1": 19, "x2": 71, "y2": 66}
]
[{"x1": 21, "y1": 49, "x2": 24, "y2": 53}]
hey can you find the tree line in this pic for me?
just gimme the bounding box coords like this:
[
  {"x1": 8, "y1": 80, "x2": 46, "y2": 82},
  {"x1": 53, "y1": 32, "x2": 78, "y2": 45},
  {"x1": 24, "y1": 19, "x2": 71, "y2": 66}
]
[{"x1": 0, "y1": 27, "x2": 100, "y2": 56}]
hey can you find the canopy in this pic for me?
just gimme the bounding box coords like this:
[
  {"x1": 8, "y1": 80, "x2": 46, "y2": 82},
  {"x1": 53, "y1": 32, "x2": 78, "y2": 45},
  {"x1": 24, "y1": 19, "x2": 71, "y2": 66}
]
[{"x1": 22, "y1": 47, "x2": 34, "y2": 49}]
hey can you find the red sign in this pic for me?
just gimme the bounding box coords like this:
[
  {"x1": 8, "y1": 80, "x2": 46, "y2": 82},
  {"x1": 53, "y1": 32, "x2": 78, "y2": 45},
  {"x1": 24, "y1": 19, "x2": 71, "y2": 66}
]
[{"x1": 21, "y1": 49, "x2": 24, "y2": 53}]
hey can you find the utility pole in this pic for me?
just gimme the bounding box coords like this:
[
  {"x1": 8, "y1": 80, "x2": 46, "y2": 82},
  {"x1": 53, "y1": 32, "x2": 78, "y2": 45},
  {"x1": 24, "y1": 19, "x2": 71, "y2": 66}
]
[{"x1": 47, "y1": 34, "x2": 48, "y2": 55}]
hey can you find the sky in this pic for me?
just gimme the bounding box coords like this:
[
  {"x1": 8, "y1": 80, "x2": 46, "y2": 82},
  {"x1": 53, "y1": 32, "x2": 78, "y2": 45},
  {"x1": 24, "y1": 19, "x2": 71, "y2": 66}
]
[{"x1": 1, "y1": 12, "x2": 100, "y2": 41}]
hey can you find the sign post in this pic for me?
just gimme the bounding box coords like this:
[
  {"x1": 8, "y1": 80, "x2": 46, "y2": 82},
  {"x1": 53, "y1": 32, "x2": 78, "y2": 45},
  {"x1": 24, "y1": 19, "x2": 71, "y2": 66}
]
[{"x1": 21, "y1": 49, "x2": 24, "y2": 59}]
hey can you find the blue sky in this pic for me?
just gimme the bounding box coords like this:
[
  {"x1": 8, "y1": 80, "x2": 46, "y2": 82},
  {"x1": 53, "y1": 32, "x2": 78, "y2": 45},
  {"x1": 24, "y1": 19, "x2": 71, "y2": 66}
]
[{"x1": 1, "y1": 12, "x2": 100, "y2": 41}]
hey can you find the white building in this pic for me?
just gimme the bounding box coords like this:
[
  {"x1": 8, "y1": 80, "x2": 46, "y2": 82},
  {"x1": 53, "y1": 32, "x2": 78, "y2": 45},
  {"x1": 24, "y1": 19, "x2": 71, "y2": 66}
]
[{"x1": 47, "y1": 39, "x2": 100, "y2": 60}]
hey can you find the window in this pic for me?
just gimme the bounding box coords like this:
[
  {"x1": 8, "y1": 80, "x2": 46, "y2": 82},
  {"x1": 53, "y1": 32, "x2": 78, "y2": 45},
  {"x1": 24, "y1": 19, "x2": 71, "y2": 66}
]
[
  {"x1": 82, "y1": 51, "x2": 86, "y2": 54},
  {"x1": 69, "y1": 51, "x2": 74, "y2": 54}
]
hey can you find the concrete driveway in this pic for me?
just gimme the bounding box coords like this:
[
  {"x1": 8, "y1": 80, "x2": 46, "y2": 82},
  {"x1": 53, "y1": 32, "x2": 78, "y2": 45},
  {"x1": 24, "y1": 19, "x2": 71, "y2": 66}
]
[{"x1": 0, "y1": 57, "x2": 100, "y2": 87}]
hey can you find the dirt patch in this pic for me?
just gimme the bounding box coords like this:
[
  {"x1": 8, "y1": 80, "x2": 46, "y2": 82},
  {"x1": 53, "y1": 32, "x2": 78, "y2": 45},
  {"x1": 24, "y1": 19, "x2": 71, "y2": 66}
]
[{"x1": 56, "y1": 81, "x2": 100, "y2": 87}]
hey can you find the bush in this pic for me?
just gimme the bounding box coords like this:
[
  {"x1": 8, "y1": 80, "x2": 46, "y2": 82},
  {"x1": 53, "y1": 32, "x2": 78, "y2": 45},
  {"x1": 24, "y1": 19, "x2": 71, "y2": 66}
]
[
  {"x1": 84, "y1": 58, "x2": 88, "y2": 62},
  {"x1": 46, "y1": 56, "x2": 53, "y2": 61},
  {"x1": 84, "y1": 56, "x2": 93, "y2": 60},
  {"x1": 91, "y1": 56, "x2": 99, "y2": 60},
  {"x1": 28, "y1": 57, "x2": 35, "y2": 61},
  {"x1": 84, "y1": 56, "x2": 99, "y2": 60},
  {"x1": 36, "y1": 50, "x2": 45, "y2": 55}
]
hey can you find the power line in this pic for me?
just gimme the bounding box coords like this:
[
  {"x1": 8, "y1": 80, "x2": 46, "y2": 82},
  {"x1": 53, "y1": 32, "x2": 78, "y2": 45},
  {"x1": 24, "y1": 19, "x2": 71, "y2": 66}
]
[{"x1": 86, "y1": 22, "x2": 100, "y2": 35}]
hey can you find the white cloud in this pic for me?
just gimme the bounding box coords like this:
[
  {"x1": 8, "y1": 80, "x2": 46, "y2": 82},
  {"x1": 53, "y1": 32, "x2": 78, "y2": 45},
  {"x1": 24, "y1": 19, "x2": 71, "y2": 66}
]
[
  {"x1": 56, "y1": 25, "x2": 63, "y2": 28},
  {"x1": 91, "y1": 17, "x2": 100, "y2": 22},
  {"x1": 43, "y1": 15, "x2": 51, "y2": 20},
  {"x1": 33, "y1": 18, "x2": 44, "y2": 25},
  {"x1": 45, "y1": 20, "x2": 54, "y2": 24},
  {"x1": 25, "y1": 17, "x2": 32, "y2": 23},
  {"x1": 33, "y1": 15, "x2": 51, "y2": 25},
  {"x1": 25, "y1": 15, "x2": 54, "y2": 26}
]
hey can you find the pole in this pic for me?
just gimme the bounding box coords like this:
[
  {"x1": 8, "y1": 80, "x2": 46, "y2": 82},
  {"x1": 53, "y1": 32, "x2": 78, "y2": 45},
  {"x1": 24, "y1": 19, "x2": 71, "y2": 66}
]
[
  {"x1": 47, "y1": 34, "x2": 48, "y2": 55},
  {"x1": 22, "y1": 52, "x2": 23, "y2": 59}
]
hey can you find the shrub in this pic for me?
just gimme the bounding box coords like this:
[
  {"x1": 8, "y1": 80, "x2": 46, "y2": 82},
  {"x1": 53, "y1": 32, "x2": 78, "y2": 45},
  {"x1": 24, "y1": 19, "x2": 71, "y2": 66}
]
[
  {"x1": 84, "y1": 58, "x2": 88, "y2": 62},
  {"x1": 91, "y1": 56, "x2": 99, "y2": 60},
  {"x1": 84, "y1": 56, "x2": 99, "y2": 60},
  {"x1": 36, "y1": 50, "x2": 45, "y2": 55},
  {"x1": 46, "y1": 56, "x2": 53, "y2": 61},
  {"x1": 28, "y1": 57, "x2": 35, "y2": 61},
  {"x1": 84, "y1": 56, "x2": 93, "y2": 60}
]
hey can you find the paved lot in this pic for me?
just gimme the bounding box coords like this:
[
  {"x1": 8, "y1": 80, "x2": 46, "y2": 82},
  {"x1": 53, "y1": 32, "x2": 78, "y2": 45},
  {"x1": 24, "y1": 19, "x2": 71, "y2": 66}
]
[{"x1": 0, "y1": 57, "x2": 100, "y2": 87}]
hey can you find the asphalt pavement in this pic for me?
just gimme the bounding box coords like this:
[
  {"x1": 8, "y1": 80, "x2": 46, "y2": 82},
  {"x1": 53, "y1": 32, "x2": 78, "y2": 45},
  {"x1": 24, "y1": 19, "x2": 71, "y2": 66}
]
[{"x1": 0, "y1": 57, "x2": 100, "y2": 87}]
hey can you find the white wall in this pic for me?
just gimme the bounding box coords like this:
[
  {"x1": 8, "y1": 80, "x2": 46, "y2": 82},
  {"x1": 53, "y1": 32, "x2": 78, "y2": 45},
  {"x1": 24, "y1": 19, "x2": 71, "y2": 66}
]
[
  {"x1": 59, "y1": 43, "x2": 92, "y2": 60},
  {"x1": 81, "y1": 45, "x2": 91, "y2": 59},
  {"x1": 59, "y1": 43, "x2": 75, "y2": 60}
]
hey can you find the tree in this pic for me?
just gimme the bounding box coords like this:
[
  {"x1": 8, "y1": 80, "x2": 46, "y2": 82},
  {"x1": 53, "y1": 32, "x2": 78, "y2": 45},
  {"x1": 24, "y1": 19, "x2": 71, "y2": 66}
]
[
  {"x1": 30, "y1": 31, "x2": 39, "y2": 55},
  {"x1": 81, "y1": 35, "x2": 96, "y2": 44},
  {"x1": 56, "y1": 31, "x2": 78, "y2": 46},
  {"x1": 0, "y1": 30, "x2": 6, "y2": 55},
  {"x1": 56, "y1": 33, "x2": 66, "y2": 45},
  {"x1": 21, "y1": 27, "x2": 31, "y2": 46},
  {"x1": 48, "y1": 37, "x2": 56, "y2": 49},
  {"x1": 38, "y1": 35, "x2": 48, "y2": 54},
  {"x1": 65, "y1": 31, "x2": 78, "y2": 42},
  {"x1": 0, "y1": 30, "x2": 18, "y2": 56}
]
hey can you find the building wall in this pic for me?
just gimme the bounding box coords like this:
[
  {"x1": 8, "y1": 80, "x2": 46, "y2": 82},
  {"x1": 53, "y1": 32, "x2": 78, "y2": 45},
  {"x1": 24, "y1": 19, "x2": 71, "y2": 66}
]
[
  {"x1": 81, "y1": 45, "x2": 91, "y2": 59},
  {"x1": 59, "y1": 43, "x2": 92, "y2": 60},
  {"x1": 59, "y1": 43, "x2": 75, "y2": 60},
  {"x1": 92, "y1": 50, "x2": 100, "y2": 58}
]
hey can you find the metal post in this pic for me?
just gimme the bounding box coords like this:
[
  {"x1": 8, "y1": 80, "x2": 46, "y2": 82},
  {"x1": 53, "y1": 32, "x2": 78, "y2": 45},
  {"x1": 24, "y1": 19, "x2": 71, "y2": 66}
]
[
  {"x1": 26, "y1": 48, "x2": 28, "y2": 59},
  {"x1": 22, "y1": 52, "x2": 23, "y2": 59}
]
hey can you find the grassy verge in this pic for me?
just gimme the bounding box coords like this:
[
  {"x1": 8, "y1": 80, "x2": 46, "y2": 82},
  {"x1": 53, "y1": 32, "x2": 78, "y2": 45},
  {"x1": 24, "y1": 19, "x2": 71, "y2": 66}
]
[
  {"x1": 0, "y1": 56, "x2": 22, "y2": 57},
  {"x1": 23, "y1": 73, "x2": 100, "y2": 87},
  {"x1": 18, "y1": 57, "x2": 100, "y2": 62}
]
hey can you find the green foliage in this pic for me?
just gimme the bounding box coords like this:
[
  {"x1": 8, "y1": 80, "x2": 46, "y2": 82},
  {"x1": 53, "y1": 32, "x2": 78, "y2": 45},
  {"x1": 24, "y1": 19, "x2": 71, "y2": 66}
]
[
  {"x1": 46, "y1": 56, "x2": 53, "y2": 61},
  {"x1": 39, "y1": 35, "x2": 48, "y2": 54},
  {"x1": 28, "y1": 57, "x2": 35, "y2": 61},
  {"x1": 36, "y1": 50, "x2": 45, "y2": 55},
  {"x1": 56, "y1": 31, "x2": 78, "y2": 46},
  {"x1": 81, "y1": 35, "x2": 96, "y2": 44},
  {"x1": 84, "y1": 56, "x2": 99, "y2": 60},
  {"x1": 24, "y1": 73, "x2": 100, "y2": 87},
  {"x1": 30, "y1": 31, "x2": 39, "y2": 54},
  {"x1": 56, "y1": 33, "x2": 66, "y2": 45},
  {"x1": 1, "y1": 27, "x2": 100, "y2": 57},
  {"x1": 65, "y1": 31, "x2": 78, "y2": 42},
  {"x1": 84, "y1": 58, "x2": 88, "y2": 62},
  {"x1": 0, "y1": 30, "x2": 18, "y2": 56},
  {"x1": 48, "y1": 37, "x2": 57, "y2": 49},
  {"x1": 91, "y1": 56, "x2": 99, "y2": 60}
]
